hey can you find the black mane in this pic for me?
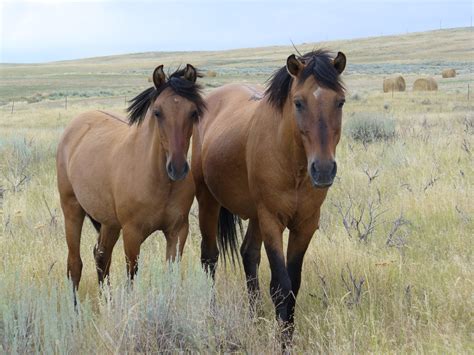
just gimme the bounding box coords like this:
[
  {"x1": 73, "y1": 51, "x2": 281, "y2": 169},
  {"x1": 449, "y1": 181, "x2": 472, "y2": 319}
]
[
  {"x1": 265, "y1": 49, "x2": 345, "y2": 111},
  {"x1": 127, "y1": 67, "x2": 206, "y2": 125}
]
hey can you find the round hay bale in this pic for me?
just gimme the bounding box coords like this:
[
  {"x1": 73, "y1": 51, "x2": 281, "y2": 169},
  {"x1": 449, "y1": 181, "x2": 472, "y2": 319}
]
[
  {"x1": 206, "y1": 70, "x2": 217, "y2": 77},
  {"x1": 413, "y1": 77, "x2": 438, "y2": 91},
  {"x1": 441, "y1": 69, "x2": 456, "y2": 78},
  {"x1": 383, "y1": 76, "x2": 406, "y2": 93},
  {"x1": 147, "y1": 76, "x2": 153, "y2": 82}
]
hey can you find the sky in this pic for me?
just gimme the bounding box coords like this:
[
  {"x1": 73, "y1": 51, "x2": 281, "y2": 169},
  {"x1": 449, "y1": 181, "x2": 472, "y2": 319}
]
[{"x1": 1, "y1": 0, "x2": 472, "y2": 63}]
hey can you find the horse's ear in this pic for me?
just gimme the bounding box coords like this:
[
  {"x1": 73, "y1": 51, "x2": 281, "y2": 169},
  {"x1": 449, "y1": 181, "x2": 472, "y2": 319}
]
[
  {"x1": 153, "y1": 65, "x2": 166, "y2": 88},
  {"x1": 333, "y1": 52, "x2": 346, "y2": 74},
  {"x1": 183, "y1": 64, "x2": 197, "y2": 83},
  {"x1": 286, "y1": 54, "x2": 304, "y2": 77}
]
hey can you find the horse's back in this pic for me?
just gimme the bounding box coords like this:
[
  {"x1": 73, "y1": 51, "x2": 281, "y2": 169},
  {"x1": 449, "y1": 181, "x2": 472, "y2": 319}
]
[
  {"x1": 59, "y1": 110, "x2": 128, "y2": 155},
  {"x1": 201, "y1": 83, "x2": 263, "y2": 124},
  {"x1": 58, "y1": 110, "x2": 129, "y2": 177},
  {"x1": 195, "y1": 84, "x2": 262, "y2": 218}
]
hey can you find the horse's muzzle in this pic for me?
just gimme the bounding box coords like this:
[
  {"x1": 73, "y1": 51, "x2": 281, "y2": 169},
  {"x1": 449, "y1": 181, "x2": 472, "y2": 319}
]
[
  {"x1": 309, "y1": 160, "x2": 337, "y2": 188},
  {"x1": 166, "y1": 160, "x2": 189, "y2": 181}
]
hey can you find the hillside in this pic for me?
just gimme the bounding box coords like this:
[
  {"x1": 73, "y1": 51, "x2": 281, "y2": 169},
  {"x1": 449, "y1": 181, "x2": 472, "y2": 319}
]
[{"x1": 0, "y1": 27, "x2": 472, "y2": 101}]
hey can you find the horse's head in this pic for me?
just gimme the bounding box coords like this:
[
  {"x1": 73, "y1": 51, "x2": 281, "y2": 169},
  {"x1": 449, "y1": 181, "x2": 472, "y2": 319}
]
[
  {"x1": 128, "y1": 64, "x2": 205, "y2": 181},
  {"x1": 267, "y1": 50, "x2": 346, "y2": 188}
]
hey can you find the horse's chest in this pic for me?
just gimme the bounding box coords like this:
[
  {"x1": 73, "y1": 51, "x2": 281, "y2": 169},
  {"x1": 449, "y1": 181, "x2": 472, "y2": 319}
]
[
  {"x1": 117, "y1": 179, "x2": 192, "y2": 233},
  {"x1": 288, "y1": 182, "x2": 327, "y2": 223},
  {"x1": 146, "y1": 188, "x2": 190, "y2": 228},
  {"x1": 296, "y1": 187, "x2": 325, "y2": 209}
]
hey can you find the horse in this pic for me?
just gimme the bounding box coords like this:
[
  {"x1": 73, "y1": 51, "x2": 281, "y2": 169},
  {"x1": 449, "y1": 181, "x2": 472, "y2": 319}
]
[
  {"x1": 192, "y1": 50, "x2": 346, "y2": 345},
  {"x1": 57, "y1": 64, "x2": 205, "y2": 297}
]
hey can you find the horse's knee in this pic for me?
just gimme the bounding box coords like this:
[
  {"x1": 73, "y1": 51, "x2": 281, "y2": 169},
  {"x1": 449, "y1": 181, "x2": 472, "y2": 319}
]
[{"x1": 240, "y1": 245, "x2": 261, "y2": 266}]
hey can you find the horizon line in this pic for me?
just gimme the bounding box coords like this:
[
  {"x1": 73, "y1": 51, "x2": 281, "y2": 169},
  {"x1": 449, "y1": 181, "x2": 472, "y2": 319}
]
[{"x1": 1, "y1": 26, "x2": 470, "y2": 66}]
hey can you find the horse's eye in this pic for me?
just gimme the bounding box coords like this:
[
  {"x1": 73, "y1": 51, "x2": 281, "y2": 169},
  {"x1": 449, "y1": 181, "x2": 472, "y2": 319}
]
[
  {"x1": 337, "y1": 99, "x2": 345, "y2": 109},
  {"x1": 294, "y1": 100, "x2": 303, "y2": 110},
  {"x1": 190, "y1": 110, "x2": 199, "y2": 121},
  {"x1": 154, "y1": 110, "x2": 163, "y2": 119}
]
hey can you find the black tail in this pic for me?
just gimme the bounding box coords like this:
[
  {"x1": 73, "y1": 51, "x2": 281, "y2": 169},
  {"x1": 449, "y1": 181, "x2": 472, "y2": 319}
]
[
  {"x1": 86, "y1": 213, "x2": 101, "y2": 233},
  {"x1": 217, "y1": 207, "x2": 242, "y2": 266}
]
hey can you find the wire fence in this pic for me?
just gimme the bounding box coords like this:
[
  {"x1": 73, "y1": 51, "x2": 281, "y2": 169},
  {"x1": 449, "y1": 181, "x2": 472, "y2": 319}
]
[
  {"x1": 2, "y1": 94, "x2": 131, "y2": 115},
  {"x1": 1, "y1": 79, "x2": 472, "y2": 116}
]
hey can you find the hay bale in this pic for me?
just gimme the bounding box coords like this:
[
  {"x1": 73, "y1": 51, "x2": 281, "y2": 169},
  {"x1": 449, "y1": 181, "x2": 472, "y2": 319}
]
[
  {"x1": 413, "y1": 77, "x2": 438, "y2": 91},
  {"x1": 147, "y1": 77, "x2": 153, "y2": 82},
  {"x1": 206, "y1": 70, "x2": 217, "y2": 77},
  {"x1": 383, "y1": 76, "x2": 406, "y2": 93},
  {"x1": 442, "y1": 69, "x2": 456, "y2": 78}
]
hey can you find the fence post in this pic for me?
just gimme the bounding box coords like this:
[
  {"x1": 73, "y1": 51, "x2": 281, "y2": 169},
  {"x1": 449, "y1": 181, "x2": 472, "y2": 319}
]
[{"x1": 11, "y1": 100, "x2": 14, "y2": 114}]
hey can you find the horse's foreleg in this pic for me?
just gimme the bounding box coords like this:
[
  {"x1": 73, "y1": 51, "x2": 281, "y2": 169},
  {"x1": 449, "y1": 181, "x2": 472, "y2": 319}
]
[
  {"x1": 240, "y1": 218, "x2": 263, "y2": 316},
  {"x1": 258, "y1": 208, "x2": 291, "y2": 342},
  {"x1": 164, "y1": 219, "x2": 189, "y2": 262},
  {"x1": 286, "y1": 221, "x2": 317, "y2": 339},
  {"x1": 94, "y1": 225, "x2": 121, "y2": 286},
  {"x1": 122, "y1": 225, "x2": 143, "y2": 280},
  {"x1": 196, "y1": 186, "x2": 220, "y2": 279}
]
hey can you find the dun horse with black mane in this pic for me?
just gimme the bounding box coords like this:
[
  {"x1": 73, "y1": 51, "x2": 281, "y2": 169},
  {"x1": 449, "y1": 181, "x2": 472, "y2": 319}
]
[
  {"x1": 192, "y1": 50, "x2": 346, "y2": 345},
  {"x1": 57, "y1": 64, "x2": 205, "y2": 297}
]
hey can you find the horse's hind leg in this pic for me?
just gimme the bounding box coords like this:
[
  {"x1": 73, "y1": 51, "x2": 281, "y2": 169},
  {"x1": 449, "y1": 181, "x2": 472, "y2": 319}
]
[
  {"x1": 240, "y1": 218, "x2": 263, "y2": 316},
  {"x1": 196, "y1": 184, "x2": 220, "y2": 279},
  {"x1": 94, "y1": 225, "x2": 121, "y2": 285},
  {"x1": 60, "y1": 194, "x2": 86, "y2": 292}
]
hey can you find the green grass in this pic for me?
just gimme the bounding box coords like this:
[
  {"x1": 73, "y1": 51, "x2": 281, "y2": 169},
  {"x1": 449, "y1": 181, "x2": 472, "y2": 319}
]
[{"x1": 1, "y1": 28, "x2": 473, "y2": 353}]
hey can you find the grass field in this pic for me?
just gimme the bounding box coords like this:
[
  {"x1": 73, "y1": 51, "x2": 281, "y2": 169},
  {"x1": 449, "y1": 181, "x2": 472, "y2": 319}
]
[{"x1": 1, "y1": 27, "x2": 473, "y2": 353}]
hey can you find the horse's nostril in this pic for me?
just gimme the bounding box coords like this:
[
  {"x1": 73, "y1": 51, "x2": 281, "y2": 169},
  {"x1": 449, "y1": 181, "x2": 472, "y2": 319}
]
[
  {"x1": 310, "y1": 159, "x2": 337, "y2": 187},
  {"x1": 167, "y1": 163, "x2": 174, "y2": 176},
  {"x1": 331, "y1": 161, "x2": 337, "y2": 178}
]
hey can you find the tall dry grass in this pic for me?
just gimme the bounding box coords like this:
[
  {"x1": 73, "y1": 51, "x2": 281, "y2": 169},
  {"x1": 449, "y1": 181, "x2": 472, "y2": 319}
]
[{"x1": 1, "y1": 86, "x2": 472, "y2": 353}]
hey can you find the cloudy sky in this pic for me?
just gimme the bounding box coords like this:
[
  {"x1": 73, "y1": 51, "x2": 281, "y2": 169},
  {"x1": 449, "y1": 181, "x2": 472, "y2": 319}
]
[{"x1": 1, "y1": 0, "x2": 472, "y2": 63}]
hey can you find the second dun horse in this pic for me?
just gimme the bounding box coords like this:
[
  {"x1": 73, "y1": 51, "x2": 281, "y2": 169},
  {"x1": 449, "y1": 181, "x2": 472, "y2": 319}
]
[
  {"x1": 192, "y1": 50, "x2": 346, "y2": 345},
  {"x1": 57, "y1": 64, "x2": 205, "y2": 298}
]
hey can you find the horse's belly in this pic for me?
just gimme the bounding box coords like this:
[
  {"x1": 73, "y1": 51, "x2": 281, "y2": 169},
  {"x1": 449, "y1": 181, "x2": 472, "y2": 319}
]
[{"x1": 68, "y1": 150, "x2": 118, "y2": 225}]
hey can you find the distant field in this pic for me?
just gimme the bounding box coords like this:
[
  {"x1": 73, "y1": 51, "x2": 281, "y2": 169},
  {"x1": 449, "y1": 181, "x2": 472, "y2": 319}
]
[
  {"x1": 1, "y1": 28, "x2": 473, "y2": 353},
  {"x1": 1, "y1": 27, "x2": 473, "y2": 103}
]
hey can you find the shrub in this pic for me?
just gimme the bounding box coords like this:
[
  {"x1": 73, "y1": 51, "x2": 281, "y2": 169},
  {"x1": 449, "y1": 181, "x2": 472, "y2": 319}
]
[
  {"x1": 350, "y1": 92, "x2": 361, "y2": 101},
  {"x1": 344, "y1": 113, "x2": 396, "y2": 143}
]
